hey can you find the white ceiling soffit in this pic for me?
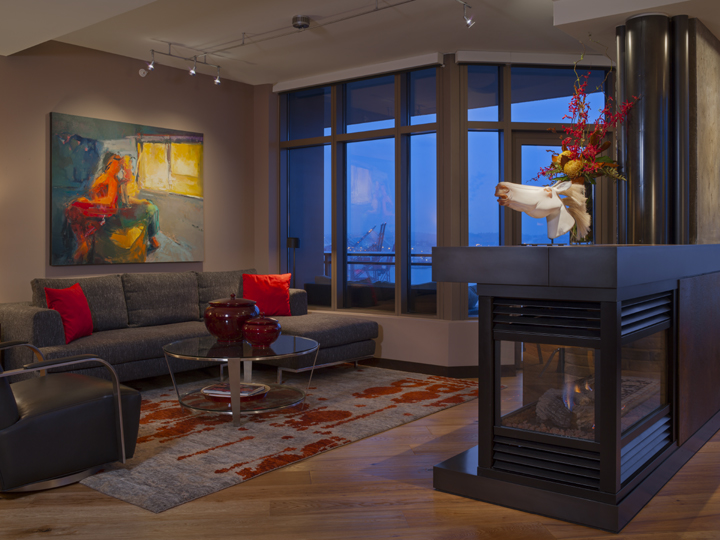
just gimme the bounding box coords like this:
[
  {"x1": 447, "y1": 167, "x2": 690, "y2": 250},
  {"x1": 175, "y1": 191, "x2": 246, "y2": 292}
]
[
  {"x1": 552, "y1": 0, "x2": 689, "y2": 26},
  {"x1": 455, "y1": 51, "x2": 612, "y2": 67},
  {"x1": 0, "y1": 0, "x2": 158, "y2": 56},
  {"x1": 553, "y1": 0, "x2": 720, "y2": 59},
  {"x1": 273, "y1": 52, "x2": 443, "y2": 93}
]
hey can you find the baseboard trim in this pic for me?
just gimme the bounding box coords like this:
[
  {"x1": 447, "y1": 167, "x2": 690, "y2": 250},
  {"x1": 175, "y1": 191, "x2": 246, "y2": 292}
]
[{"x1": 360, "y1": 358, "x2": 478, "y2": 379}]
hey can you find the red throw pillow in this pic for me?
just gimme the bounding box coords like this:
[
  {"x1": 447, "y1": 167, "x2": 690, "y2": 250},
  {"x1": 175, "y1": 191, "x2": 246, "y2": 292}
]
[
  {"x1": 242, "y1": 274, "x2": 292, "y2": 316},
  {"x1": 45, "y1": 283, "x2": 93, "y2": 344}
]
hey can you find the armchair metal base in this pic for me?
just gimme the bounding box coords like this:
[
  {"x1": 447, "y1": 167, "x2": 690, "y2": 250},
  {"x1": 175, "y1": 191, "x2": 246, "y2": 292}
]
[{"x1": 2, "y1": 466, "x2": 103, "y2": 493}]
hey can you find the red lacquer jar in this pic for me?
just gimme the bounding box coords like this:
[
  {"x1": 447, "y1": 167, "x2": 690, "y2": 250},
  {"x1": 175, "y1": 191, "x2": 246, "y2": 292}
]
[
  {"x1": 243, "y1": 312, "x2": 282, "y2": 348},
  {"x1": 204, "y1": 294, "x2": 259, "y2": 343}
]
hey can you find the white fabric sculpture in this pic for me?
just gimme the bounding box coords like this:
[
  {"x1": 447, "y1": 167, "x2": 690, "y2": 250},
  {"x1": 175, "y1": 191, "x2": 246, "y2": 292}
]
[{"x1": 495, "y1": 181, "x2": 591, "y2": 240}]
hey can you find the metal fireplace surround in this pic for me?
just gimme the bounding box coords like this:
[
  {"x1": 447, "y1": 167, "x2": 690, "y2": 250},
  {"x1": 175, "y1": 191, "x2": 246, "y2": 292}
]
[{"x1": 432, "y1": 245, "x2": 720, "y2": 532}]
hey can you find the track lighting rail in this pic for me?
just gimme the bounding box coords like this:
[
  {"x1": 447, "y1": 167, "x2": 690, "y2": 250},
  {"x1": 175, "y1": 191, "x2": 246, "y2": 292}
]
[{"x1": 147, "y1": 44, "x2": 222, "y2": 84}]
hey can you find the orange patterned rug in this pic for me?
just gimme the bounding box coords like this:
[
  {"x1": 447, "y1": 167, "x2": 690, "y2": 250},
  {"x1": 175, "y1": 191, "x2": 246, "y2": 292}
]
[{"x1": 81, "y1": 364, "x2": 478, "y2": 513}]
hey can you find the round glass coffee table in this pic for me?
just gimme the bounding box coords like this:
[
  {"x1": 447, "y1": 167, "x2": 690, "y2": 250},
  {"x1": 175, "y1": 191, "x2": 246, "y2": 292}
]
[{"x1": 162, "y1": 334, "x2": 319, "y2": 425}]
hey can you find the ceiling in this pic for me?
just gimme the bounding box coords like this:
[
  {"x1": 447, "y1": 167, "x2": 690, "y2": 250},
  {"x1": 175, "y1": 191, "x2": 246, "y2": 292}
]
[{"x1": 2, "y1": 0, "x2": 720, "y2": 87}]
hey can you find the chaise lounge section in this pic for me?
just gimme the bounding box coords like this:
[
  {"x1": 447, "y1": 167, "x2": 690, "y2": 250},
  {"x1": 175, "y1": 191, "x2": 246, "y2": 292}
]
[{"x1": 0, "y1": 270, "x2": 378, "y2": 384}]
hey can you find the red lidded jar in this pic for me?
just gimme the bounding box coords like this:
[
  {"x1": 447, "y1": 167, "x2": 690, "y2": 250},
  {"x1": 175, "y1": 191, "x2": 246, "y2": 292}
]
[
  {"x1": 204, "y1": 294, "x2": 259, "y2": 343},
  {"x1": 243, "y1": 312, "x2": 282, "y2": 348}
]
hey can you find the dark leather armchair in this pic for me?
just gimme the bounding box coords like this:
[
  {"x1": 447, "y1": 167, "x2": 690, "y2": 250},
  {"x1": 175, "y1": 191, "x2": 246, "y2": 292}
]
[{"x1": 0, "y1": 341, "x2": 141, "y2": 492}]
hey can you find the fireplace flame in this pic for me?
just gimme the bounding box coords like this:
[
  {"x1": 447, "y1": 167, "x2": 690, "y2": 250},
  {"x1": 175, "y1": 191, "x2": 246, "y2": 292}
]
[
  {"x1": 562, "y1": 381, "x2": 586, "y2": 412},
  {"x1": 562, "y1": 382, "x2": 581, "y2": 411}
]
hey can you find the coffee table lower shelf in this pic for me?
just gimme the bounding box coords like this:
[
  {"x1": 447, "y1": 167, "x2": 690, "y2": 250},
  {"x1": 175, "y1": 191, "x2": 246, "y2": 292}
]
[{"x1": 179, "y1": 383, "x2": 306, "y2": 415}]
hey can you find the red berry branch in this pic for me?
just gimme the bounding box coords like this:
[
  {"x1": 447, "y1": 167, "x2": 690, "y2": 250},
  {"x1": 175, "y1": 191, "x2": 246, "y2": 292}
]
[{"x1": 536, "y1": 71, "x2": 638, "y2": 185}]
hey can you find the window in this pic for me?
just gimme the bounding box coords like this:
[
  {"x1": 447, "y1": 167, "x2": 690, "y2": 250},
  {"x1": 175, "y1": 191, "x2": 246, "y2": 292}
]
[
  {"x1": 468, "y1": 65, "x2": 500, "y2": 121},
  {"x1": 281, "y1": 60, "x2": 609, "y2": 321},
  {"x1": 282, "y1": 69, "x2": 437, "y2": 315},
  {"x1": 409, "y1": 69, "x2": 437, "y2": 125},
  {"x1": 345, "y1": 76, "x2": 395, "y2": 133},
  {"x1": 468, "y1": 131, "x2": 501, "y2": 247},
  {"x1": 283, "y1": 86, "x2": 331, "y2": 140},
  {"x1": 409, "y1": 133, "x2": 437, "y2": 314},
  {"x1": 511, "y1": 67, "x2": 606, "y2": 124},
  {"x1": 345, "y1": 139, "x2": 395, "y2": 310},
  {"x1": 286, "y1": 146, "x2": 331, "y2": 306}
]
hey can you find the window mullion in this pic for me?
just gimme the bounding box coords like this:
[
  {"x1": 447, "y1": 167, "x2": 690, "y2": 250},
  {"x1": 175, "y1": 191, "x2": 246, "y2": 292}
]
[{"x1": 395, "y1": 73, "x2": 405, "y2": 316}]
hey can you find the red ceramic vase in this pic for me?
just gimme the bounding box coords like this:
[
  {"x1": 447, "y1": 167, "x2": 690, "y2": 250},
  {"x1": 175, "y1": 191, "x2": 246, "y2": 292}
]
[
  {"x1": 243, "y1": 312, "x2": 282, "y2": 348},
  {"x1": 204, "y1": 294, "x2": 259, "y2": 343}
]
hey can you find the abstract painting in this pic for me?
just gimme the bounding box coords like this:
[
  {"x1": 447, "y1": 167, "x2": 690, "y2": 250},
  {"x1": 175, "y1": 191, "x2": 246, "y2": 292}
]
[{"x1": 50, "y1": 113, "x2": 204, "y2": 265}]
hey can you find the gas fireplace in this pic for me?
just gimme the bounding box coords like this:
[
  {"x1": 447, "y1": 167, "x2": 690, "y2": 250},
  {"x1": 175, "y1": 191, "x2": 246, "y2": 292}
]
[{"x1": 432, "y1": 245, "x2": 720, "y2": 532}]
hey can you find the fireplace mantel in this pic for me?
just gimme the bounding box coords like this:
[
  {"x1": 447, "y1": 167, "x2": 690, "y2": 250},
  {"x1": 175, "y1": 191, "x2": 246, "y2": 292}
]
[
  {"x1": 433, "y1": 244, "x2": 720, "y2": 290},
  {"x1": 432, "y1": 244, "x2": 720, "y2": 532}
]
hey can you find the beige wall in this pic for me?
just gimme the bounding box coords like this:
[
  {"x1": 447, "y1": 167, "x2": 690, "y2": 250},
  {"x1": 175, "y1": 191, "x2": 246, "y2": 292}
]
[
  {"x1": 691, "y1": 20, "x2": 720, "y2": 244},
  {"x1": 0, "y1": 41, "x2": 256, "y2": 303},
  {"x1": 252, "y1": 84, "x2": 280, "y2": 274},
  {"x1": 311, "y1": 310, "x2": 478, "y2": 368}
]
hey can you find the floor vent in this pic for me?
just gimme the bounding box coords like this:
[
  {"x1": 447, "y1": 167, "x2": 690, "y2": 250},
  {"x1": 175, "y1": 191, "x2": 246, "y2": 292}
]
[
  {"x1": 493, "y1": 435, "x2": 601, "y2": 489},
  {"x1": 493, "y1": 298, "x2": 601, "y2": 339},
  {"x1": 621, "y1": 416, "x2": 672, "y2": 484},
  {"x1": 621, "y1": 292, "x2": 672, "y2": 336}
]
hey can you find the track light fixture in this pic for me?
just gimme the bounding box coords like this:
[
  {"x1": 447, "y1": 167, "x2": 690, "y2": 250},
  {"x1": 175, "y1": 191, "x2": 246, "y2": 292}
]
[
  {"x1": 464, "y1": 6, "x2": 475, "y2": 28},
  {"x1": 455, "y1": 0, "x2": 475, "y2": 28},
  {"x1": 145, "y1": 45, "x2": 222, "y2": 86}
]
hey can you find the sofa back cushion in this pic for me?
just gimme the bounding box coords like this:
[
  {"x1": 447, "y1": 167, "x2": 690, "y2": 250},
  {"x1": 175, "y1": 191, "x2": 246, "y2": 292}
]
[
  {"x1": 122, "y1": 272, "x2": 199, "y2": 327},
  {"x1": 31, "y1": 275, "x2": 128, "y2": 331},
  {"x1": 195, "y1": 269, "x2": 256, "y2": 317}
]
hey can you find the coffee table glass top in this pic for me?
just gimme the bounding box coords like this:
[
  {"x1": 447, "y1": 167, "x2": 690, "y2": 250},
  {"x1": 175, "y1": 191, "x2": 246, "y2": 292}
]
[{"x1": 163, "y1": 334, "x2": 318, "y2": 362}]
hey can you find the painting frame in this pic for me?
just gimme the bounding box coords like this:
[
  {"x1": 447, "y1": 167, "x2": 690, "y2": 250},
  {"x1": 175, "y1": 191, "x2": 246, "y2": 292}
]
[{"x1": 50, "y1": 113, "x2": 204, "y2": 266}]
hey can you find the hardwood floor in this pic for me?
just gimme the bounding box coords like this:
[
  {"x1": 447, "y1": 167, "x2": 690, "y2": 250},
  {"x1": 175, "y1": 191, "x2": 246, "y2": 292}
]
[{"x1": 2, "y1": 375, "x2": 720, "y2": 539}]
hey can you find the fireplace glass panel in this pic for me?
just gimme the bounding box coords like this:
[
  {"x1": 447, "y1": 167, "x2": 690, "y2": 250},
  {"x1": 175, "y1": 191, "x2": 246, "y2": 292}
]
[
  {"x1": 620, "y1": 330, "x2": 669, "y2": 434},
  {"x1": 501, "y1": 342, "x2": 597, "y2": 441}
]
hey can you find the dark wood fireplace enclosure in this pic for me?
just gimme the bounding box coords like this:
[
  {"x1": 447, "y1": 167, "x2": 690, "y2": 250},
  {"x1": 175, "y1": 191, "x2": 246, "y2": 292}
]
[{"x1": 432, "y1": 245, "x2": 720, "y2": 532}]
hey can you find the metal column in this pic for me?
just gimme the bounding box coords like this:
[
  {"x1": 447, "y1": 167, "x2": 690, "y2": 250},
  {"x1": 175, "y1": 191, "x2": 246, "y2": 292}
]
[{"x1": 623, "y1": 14, "x2": 671, "y2": 244}]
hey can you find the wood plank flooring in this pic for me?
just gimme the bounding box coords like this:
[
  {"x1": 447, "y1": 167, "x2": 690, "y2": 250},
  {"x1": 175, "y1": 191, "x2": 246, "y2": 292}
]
[{"x1": 2, "y1": 375, "x2": 720, "y2": 539}]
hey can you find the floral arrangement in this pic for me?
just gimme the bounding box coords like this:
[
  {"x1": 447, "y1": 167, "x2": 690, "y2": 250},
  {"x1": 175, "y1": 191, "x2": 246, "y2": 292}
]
[{"x1": 536, "y1": 72, "x2": 637, "y2": 185}]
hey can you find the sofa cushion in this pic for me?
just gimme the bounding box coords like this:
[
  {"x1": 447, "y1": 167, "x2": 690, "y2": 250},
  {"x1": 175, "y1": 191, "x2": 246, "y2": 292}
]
[
  {"x1": 39, "y1": 321, "x2": 210, "y2": 366},
  {"x1": 31, "y1": 275, "x2": 128, "y2": 331},
  {"x1": 122, "y1": 272, "x2": 200, "y2": 327},
  {"x1": 274, "y1": 313, "x2": 378, "y2": 349},
  {"x1": 195, "y1": 268, "x2": 257, "y2": 317},
  {"x1": 289, "y1": 289, "x2": 308, "y2": 316},
  {"x1": 45, "y1": 283, "x2": 94, "y2": 343}
]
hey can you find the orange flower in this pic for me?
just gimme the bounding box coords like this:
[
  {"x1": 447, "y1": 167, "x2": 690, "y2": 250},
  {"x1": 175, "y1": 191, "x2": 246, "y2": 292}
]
[{"x1": 563, "y1": 159, "x2": 584, "y2": 178}]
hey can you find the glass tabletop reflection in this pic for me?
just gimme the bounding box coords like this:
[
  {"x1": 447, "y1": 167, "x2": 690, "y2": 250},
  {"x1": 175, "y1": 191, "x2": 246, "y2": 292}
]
[{"x1": 163, "y1": 334, "x2": 318, "y2": 362}]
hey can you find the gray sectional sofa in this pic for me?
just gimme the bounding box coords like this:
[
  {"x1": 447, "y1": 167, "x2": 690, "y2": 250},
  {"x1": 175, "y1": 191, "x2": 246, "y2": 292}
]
[{"x1": 0, "y1": 270, "x2": 378, "y2": 383}]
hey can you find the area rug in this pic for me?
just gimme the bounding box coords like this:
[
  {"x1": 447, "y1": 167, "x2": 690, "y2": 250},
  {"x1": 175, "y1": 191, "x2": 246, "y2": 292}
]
[{"x1": 81, "y1": 365, "x2": 478, "y2": 513}]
